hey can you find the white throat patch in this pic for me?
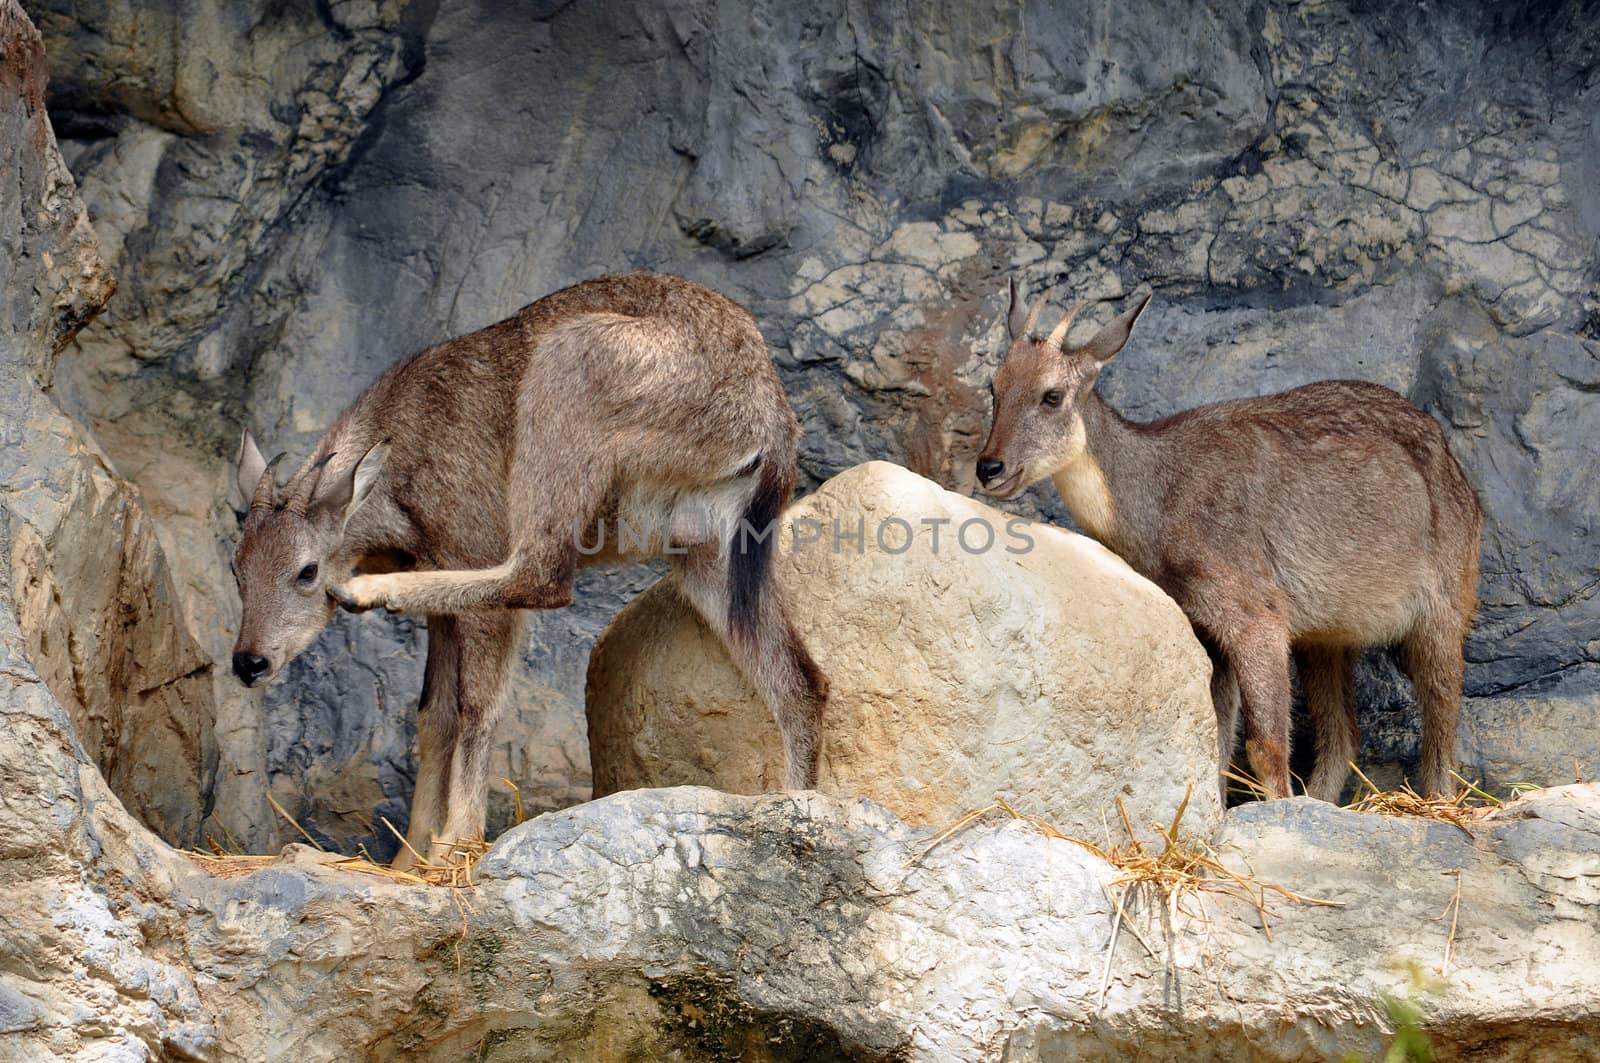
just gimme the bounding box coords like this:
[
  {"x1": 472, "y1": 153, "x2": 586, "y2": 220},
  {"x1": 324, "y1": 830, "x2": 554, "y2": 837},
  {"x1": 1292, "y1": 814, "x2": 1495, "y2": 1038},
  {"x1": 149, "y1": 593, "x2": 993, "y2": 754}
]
[{"x1": 1051, "y1": 450, "x2": 1116, "y2": 544}]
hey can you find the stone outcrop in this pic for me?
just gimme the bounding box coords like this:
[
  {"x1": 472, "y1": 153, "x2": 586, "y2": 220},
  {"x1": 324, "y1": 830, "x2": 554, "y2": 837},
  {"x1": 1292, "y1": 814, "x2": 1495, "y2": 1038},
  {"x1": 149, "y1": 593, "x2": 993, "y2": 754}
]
[
  {"x1": 589, "y1": 461, "x2": 1220, "y2": 845},
  {"x1": 9, "y1": 752, "x2": 1600, "y2": 1061}
]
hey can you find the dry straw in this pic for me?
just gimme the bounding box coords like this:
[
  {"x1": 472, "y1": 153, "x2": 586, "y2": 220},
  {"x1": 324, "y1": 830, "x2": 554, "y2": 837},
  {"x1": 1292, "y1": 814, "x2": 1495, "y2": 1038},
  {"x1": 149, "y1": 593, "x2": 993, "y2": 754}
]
[
  {"x1": 182, "y1": 778, "x2": 528, "y2": 893},
  {"x1": 1342, "y1": 763, "x2": 1510, "y2": 834}
]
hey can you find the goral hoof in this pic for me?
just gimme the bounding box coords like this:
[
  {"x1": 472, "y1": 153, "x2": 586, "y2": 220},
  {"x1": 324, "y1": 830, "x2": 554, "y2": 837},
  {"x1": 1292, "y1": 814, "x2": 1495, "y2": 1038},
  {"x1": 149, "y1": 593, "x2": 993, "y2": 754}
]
[{"x1": 328, "y1": 583, "x2": 374, "y2": 613}]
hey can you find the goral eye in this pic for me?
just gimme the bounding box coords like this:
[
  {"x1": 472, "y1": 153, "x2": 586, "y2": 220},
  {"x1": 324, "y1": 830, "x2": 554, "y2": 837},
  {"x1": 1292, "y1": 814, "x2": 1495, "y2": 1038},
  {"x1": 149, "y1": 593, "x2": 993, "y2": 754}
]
[
  {"x1": 1041, "y1": 390, "x2": 1064, "y2": 408},
  {"x1": 296, "y1": 563, "x2": 319, "y2": 585}
]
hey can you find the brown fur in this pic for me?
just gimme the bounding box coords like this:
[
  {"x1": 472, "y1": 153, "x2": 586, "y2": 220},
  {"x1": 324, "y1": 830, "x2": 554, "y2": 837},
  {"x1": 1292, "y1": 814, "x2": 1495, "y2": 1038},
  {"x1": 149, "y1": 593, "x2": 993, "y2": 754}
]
[
  {"x1": 231, "y1": 272, "x2": 828, "y2": 867},
  {"x1": 976, "y1": 281, "x2": 1482, "y2": 800}
]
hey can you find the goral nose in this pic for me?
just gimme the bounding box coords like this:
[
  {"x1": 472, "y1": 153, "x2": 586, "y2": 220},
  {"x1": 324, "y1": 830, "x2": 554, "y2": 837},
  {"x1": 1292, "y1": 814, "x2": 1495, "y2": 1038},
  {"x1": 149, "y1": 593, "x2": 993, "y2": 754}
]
[
  {"x1": 232, "y1": 651, "x2": 270, "y2": 686},
  {"x1": 975, "y1": 457, "x2": 1005, "y2": 486}
]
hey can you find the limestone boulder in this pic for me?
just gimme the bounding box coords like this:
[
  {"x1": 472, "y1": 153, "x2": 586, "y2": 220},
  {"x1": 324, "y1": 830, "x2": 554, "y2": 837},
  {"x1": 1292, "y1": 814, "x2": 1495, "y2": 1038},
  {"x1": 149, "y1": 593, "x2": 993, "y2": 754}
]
[{"x1": 587, "y1": 461, "x2": 1220, "y2": 845}]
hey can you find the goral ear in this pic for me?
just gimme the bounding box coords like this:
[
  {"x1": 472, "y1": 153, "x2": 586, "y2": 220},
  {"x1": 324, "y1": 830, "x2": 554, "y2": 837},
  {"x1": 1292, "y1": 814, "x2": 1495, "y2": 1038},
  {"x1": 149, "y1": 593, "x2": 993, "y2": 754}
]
[
  {"x1": 1081, "y1": 292, "x2": 1153, "y2": 366},
  {"x1": 235, "y1": 429, "x2": 267, "y2": 507},
  {"x1": 1007, "y1": 277, "x2": 1027, "y2": 340},
  {"x1": 1006, "y1": 277, "x2": 1049, "y2": 342},
  {"x1": 309, "y1": 440, "x2": 390, "y2": 528}
]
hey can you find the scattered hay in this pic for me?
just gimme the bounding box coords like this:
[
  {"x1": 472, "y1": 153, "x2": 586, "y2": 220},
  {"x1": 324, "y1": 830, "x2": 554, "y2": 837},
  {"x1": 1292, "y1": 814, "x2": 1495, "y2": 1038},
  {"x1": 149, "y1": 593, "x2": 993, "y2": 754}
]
[
  {"x1": 1220, "y1": 766, "x2": 1275, "y2": 802},
  {"x1": 906, "y1": 787, "x2": 1334, "y2": 918},
  {"x1": 1223, "y1": 761, "x2": 1538, "y2": 832},
  {"x1": 1434, "y1": 869, "x2": 1463, "y2": 976},
  {"x1": 1343, "y1": 764, "x2": 1511, "y2": 834},
  {"x1": 180, "y1": 832, "x2": 489, "y2": 890},
  {"x1": 180, "y1": 851, "x2": 277, "y2": 879},
  {"x1": 360, "y1": 817, "x2": 490, "y2": 890},
  {"x1": 182, "y1": 778, "x2": 528, "y2": 891},
  {"x1": 263, "y1": 789, "x2": 326, "y2": 850}
]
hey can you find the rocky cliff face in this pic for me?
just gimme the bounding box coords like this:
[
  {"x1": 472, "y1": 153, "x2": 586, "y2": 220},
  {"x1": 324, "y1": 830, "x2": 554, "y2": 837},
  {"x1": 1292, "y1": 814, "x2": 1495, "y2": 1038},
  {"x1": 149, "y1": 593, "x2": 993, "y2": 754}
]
[
  {"x1": 5, "y1": 5, "x2": 1600, "y2": 1057},
  {"x1": 14, "y1": 0, "x2": 1600, "y2": 854}
]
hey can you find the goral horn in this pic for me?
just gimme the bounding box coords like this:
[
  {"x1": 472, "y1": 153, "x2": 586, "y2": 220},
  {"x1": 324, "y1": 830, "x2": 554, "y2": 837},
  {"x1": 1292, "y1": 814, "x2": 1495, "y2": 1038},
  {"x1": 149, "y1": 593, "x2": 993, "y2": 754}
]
[
  {"x1": 1021, "y1": 287, "x2": 1051, "y2": 339},
  {"x1": 1046, "y1": 301, "x2": 1087, "y2": 350},
  {"x1": 287, "y1": 451, "x2": 337, "y2": 512},
  {"x1": 250, "y1": 452, "x2": 289, "y2": 510}
]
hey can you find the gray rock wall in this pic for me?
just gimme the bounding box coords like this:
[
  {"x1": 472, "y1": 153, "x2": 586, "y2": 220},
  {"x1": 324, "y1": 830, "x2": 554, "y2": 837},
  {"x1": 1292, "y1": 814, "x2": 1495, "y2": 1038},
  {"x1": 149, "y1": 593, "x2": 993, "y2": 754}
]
[
  {"x1": 10, "y1": 4, "x2": 1600, "y2": 1058},
  {"x1": 19, "y1": 0, "x2": 1600, "y2": 852}
]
